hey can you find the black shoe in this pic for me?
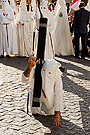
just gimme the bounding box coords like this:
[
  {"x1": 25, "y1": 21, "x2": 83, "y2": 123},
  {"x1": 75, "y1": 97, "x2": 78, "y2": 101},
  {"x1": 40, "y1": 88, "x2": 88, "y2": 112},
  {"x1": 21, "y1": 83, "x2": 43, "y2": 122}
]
[
  {"x1": 81, "y1": 57, "x2": 85, "y2": 59},
  {"x1": 0, "y1": 55, "x2": 4, "y2": 58},
  {"x1": 16, "y1": 55, "x2": 21, "y2": 58},
  {"x1": 74, "y1": 56, "x2": 79, "y2": 58},
  {"x1": 21, "y1": 56, "x2": 27, "y2": 58},
  {"x1": 6, "y1": 55, "x2": 11, "y2": 58}
]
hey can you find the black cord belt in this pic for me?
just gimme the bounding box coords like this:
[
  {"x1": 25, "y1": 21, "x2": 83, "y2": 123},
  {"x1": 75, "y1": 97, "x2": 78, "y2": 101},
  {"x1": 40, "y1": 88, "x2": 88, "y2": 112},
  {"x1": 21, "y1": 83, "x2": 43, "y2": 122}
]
[{"x1": 3, "y1": 23, "x2": 10, "y2": 25}]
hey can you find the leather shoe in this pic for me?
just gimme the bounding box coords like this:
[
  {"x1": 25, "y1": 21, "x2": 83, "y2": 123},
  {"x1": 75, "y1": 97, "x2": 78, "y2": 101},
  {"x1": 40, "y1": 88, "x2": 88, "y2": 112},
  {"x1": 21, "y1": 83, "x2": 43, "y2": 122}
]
[
  {"x1": 81, "y1": 57, "x2": 85, "y2": 59},
  {"x1": 6, "y1": 55, "x2": 11, "y2": 58},
  {"x1": 0, "y1": 55, "x2": 4, "y2": 58},
  {"x1": 74, "y1": 56, "x2": 79, "y2": 58}
]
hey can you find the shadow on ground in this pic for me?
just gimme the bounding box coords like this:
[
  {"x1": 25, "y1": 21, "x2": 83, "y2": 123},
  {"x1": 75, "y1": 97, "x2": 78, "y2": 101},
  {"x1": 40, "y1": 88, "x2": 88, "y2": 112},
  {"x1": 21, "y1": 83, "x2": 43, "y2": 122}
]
[
  {"x1": 34, "y1": 114, "x2": 87, "y2": 135},
  {"x1": 0, "y1": 56, "x2": 90, "y2": 135},
  {"x1": 0, "y1": 57, "x2": 29, "y2": 71}
]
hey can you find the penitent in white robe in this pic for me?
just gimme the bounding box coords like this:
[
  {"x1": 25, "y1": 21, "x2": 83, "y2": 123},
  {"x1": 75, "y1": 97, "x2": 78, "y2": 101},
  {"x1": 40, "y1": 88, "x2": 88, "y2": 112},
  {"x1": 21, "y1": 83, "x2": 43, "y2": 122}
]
[
  {"x1": 0, "y1": 9, "x2": 3, "y2": 55},
  {"x1": 10, "y1": 0, "x2": 18, "y2": 54},
  {"x1": 15, "y1": 0, "x2": 33, "y2": 57},
  {"x1": 32, "y1": 6, "x2": 40, "y2": 57},
  {"x1": 53, "y1": 0, "x2": 74, "y2": 56},
  {"x1": 40, "y1": 0, "x2": 55, "y2": 60},
  {"x1": 0, "y1": 0, "x2": 14, "y2": 54},
  {"x1": 21, "y1": 59, "x2": 63, "y2": 115}
]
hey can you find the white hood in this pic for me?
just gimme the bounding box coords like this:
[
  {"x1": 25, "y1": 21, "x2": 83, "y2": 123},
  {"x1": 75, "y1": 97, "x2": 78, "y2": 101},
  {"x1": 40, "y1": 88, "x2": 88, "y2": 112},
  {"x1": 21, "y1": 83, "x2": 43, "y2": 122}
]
[
  {"x1": 71, "y1": 0, "x2": 81, "y2": 11},
  {"x1": 19, "y1": 0, "x2": 27, "y2": 14},
  {"x1": 10, "y1": 0, "x2": 15, "y2": 9},
  {"x1": 40, "y1": 0, "x2": 51, "y2": 18},
  {"x1": 2, "y1": 0, "x2": 10, "y2": 11},
  {"x1": 58, "y1": 0, "x2": 66, "y2": 7},
  {"x1": 41, "y1": 59, "x2": 61, "y2": 109},
  {"x1": 16, "y1": 0, "x2": 29, "y2": 21}
]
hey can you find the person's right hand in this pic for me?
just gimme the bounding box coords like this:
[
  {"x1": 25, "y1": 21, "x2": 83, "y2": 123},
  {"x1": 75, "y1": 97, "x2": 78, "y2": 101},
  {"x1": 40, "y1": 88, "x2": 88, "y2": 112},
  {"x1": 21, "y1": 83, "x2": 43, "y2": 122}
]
[{"x1": 27, "y1": 57, "x2": 38, "y2": 70}]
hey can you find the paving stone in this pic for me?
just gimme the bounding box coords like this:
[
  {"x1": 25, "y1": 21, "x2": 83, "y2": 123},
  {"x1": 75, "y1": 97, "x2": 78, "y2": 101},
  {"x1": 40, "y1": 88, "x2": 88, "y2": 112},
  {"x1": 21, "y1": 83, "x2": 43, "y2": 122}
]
[{"x1": 0, "y1": 56, "x2": 90, "y2": 135}]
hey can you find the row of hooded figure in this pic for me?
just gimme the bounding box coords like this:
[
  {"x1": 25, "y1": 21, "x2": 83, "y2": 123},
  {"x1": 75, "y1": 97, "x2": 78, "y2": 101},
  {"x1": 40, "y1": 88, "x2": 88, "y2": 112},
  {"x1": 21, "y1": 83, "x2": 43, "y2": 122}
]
[
  {"x1": 0, "y1": 0, "x2": 33, "y2": 57},
  {"x1": 0, "y1": 0, "x2": 79, "y2": 59}
]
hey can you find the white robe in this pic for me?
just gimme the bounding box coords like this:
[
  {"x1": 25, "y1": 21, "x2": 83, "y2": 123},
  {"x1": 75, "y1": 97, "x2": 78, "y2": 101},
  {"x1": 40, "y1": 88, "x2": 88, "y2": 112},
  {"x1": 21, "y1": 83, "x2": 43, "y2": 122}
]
[
  {"x1": 85, "y1": 0, "x2": 90, "y2": 11},
  {"x1": 40, "y1": 1, "x2": 55, "y2": 60},
  {"x1": 34, "y1": 1, "x2": 55, "y2": 60},
  {"x1": 0, "y1": 9, "x2": 3, "y2": 55},
  {"x1": 10, "y1": 0, "x2": 19, "y2": 19},
  {"x1": 0, "y1": 3, "x2": 14, "y2": 54},
  {"x1": 53, "y1": 0, "x2": 74, "y2": 56},
  {"x1": 15, "y1": 0, "x2": 33, "y2": 57},
  {"x1": 21, "y1": 59, "x2": 63, "y2": 115},
  {"x1": 10, "y1": 0, "x2": 18, "y2": 54},
  {"x1": 32, "y1": 7, "x2": 40, "y2": 56}
]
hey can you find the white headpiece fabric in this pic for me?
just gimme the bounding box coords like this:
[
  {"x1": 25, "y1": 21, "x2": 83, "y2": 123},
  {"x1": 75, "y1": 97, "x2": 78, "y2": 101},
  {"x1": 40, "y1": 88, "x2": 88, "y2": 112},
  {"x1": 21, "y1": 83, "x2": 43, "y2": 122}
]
[
  {"x1": 2, "y1": 0, "x2": 10, "y2": 10},
  {"x1": 56, "y1": 0, "x2": 67, "y2": 12},
  {"x1": 10, "y1": 0, "x2": 15, "y2": 9},
  {"x1": 42, "y1": 59, "x2": 61, "y2": 73},
  {"x1": 41, "y1": 59, "x2": 62, "y2": 109},
  {"x1": 57, "y1": 0, "x2": 66, "y2": 7},
  {"x1": 71, "y1": 0, "x2": 81, "y2": 11},
  {"x1": 19, "y1": 0, "x2": 27, "y2": 14},
  {"x1": 40, "y1": 0, "x2": 50, "y2": 18},
  {"x1": 31, "y1": 0, "x2": 36, "y2": 11}
]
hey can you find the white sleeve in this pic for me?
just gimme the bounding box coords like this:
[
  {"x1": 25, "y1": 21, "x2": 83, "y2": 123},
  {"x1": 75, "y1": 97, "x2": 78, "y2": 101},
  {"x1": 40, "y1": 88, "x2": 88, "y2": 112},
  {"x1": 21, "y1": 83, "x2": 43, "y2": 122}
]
[
  {"x1": 47, "y1": 13, "x2": 55, "y2": 33},
  {"x1": 35, "y1": 7, "x2": 40, "y2": 20},
  {"x1": 54, "y1": 70, "x2": 63, "y2": 112},
  {"x1": 21, "y1": 71, "x2": 29, "y2": 83},
  {"x1": 6, "y1": 8, "x2": 14, "y2": 21}
]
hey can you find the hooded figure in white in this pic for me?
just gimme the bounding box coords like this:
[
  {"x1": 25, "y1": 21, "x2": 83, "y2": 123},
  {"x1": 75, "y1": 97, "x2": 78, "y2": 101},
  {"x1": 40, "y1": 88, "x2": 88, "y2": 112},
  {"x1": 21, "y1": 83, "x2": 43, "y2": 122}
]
[
  {"x1": 0, "y1": 3, "x2": 2, "y2": 55},
  {"x1": 52, "y1": 0, "x2": 74, "y2": 56},
  {"x1": 15, "y1": 0, "x2": 33, "y2": 57},
  {"x1": 21, "y1": 59, "x2": 63, "y2": 116},
  {"x1": 0, "y1": 0, "x2": 14, "y2": 55},
  {"x1": 38, "y1": 0, "x2": 55, "y2": 60},
  {"x1": 9, "y1": 0, "x2": 18, "y2": 55},
  {"x1": 10, "y1": 0, "x2": 18, "y2": 19},
  {"x1": 30, "y1": 1, "x2": 40, "y2": 57},
  {"x1": 86, "y1": 0, "x2": 90, "y2": 11}
]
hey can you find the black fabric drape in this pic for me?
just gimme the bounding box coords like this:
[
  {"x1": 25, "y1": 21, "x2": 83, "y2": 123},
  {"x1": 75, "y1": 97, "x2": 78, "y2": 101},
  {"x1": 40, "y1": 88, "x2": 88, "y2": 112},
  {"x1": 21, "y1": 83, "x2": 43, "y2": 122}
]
[{"x1": 32, "y1": 17, "x2": 47, "y2": 107}]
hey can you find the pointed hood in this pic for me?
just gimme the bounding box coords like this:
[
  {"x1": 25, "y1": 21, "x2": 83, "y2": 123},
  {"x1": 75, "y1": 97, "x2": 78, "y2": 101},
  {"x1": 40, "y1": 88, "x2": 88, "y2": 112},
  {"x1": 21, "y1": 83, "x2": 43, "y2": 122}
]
[
  {"x1": 2, "y1": 0, "x2": 10, "y2": 11},
  {"x1": 10, "y1": 0, "x2": 15, "y2": 9}
]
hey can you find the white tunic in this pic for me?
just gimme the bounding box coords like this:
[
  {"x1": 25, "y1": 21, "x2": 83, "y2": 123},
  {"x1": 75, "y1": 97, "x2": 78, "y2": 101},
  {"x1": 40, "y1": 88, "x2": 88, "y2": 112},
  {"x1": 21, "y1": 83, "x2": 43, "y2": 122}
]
[
  {"x1": 21, "y1": 59, "x2": 63, "y2": 115},
  {"x1": 31, "y1": 7, "x2": 40, "y2": 57},
  {"x1": 53, "y1": 0, "x2": 74, "y2": 56},
  {"x1": 39, "y1": 0, "x2": 55, "y2": 60},
  {"x1": 0, "y1": 9, "x2": 3, "y2": 55},
  {"x1": 0, "y1": 0, "x2": 14, "y2": 54},
  {"x1": 10, "y1": 0, "x2": 18, "y2": 54},
  {"x1": 31, "y1": 0, "x2": 55, "y2": 60},
  {"x1": 15, "y1": 0, "x2": 33, "y2": 57}
]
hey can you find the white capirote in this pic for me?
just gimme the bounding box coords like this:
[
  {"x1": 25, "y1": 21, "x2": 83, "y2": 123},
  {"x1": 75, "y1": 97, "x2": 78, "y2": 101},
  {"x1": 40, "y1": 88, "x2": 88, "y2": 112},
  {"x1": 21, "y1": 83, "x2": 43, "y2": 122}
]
[
  {"x1": 15, "y1": 0, "x2": 33, "y2": 57},
  {"x1": 40, "y1": 0, "x2": 55, "y2": 60},
  {"x1": 53, "y1": 0, "x2": 74, "y2": 56},
  {"x1": 0, "y1": 0, "x2": 14, "y2": 54}
]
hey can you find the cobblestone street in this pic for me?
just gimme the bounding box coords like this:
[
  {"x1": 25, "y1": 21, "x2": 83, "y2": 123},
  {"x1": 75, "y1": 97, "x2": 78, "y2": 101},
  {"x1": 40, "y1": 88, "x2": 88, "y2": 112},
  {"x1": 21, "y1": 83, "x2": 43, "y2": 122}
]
[{"x1": 0, "y1": 56, "x2": 90, "y2": 135}]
